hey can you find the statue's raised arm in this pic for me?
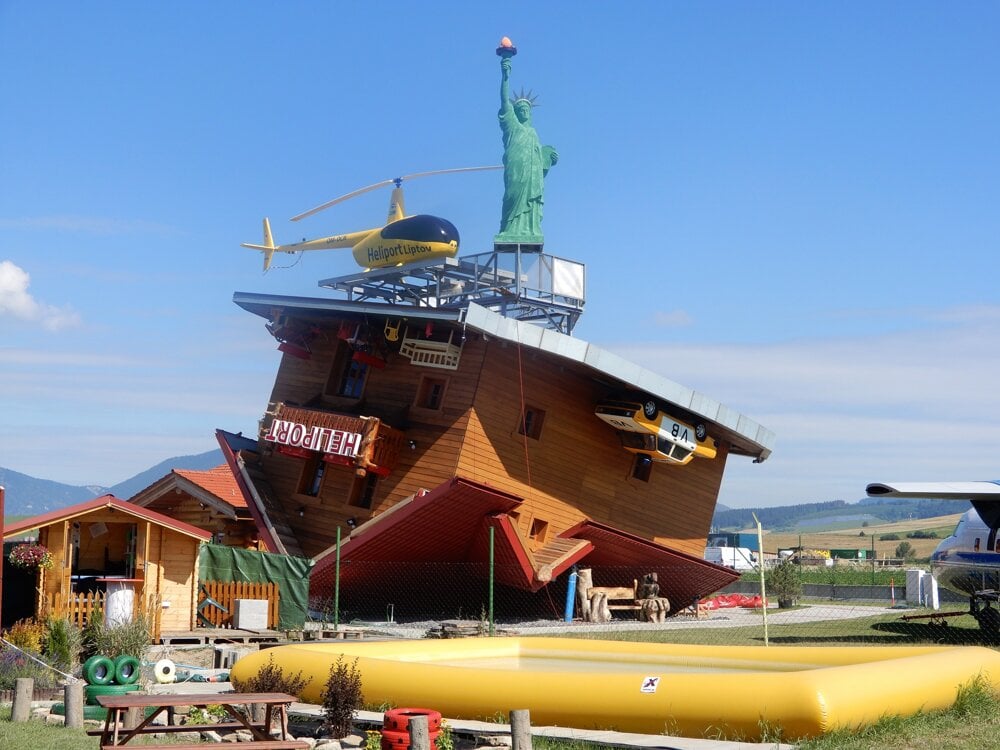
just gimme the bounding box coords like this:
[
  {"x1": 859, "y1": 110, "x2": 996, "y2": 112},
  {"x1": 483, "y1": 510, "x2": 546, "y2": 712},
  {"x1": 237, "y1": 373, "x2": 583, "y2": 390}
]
[
  {"x1": 494, "y1": 39, "x2": 557, "y2": 245},
  {"x1": 500, "y1": 56, "x2": 513, "y2": 115}
]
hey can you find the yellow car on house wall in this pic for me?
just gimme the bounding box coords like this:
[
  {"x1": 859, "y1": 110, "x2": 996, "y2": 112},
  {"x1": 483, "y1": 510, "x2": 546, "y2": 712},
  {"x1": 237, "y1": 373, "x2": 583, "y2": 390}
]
[{"x1": 595, "y1": 400, "x2": 717, "y2": 465}]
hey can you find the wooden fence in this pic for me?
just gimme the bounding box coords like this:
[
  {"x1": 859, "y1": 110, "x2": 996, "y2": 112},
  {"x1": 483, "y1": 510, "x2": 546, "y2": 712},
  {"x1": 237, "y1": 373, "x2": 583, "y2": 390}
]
[
  {"x1": 44, "y1": 590, "x2": 105, "y2": 629},
  {"x1": 198, "y1": 581, "x2": 280, "y2": 629},
  {"x1": 44, "y1": 591, "x2": 162, "y2": 642}
]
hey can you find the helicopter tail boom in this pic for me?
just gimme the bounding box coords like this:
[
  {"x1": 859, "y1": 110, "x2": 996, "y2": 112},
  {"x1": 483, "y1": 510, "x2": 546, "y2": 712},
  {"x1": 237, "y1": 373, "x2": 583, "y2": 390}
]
[{"x1": 241, "y1": 217, "x2": 277, "y2": 271}]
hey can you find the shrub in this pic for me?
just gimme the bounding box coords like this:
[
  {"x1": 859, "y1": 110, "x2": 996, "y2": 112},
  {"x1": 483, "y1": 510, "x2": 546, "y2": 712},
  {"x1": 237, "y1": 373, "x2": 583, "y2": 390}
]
[
  {"x1": 44, "y1": 617, "x2": 82, "y2": 672},
  {"x1": 436, "y1": 719, "x2": 455, "y2": 750},
  {"x1": 766, "y1": 559, "x2": 802, "y2": 608},
  {"x1": 894, "y1": 541, "x2": 916, "y2": 560},
  {"x1": 82, "y1": 611, "x2": 151, "y2": 660},
  {"x1": 879, "y1": 533, "x2": 901, "y2": 541},
  {"x1": 322, "y1": 656, "x2": 363, "y2": 738},
  {"x1": 3, "y1": 618, "x2": 47, "y2": 654},
  {"x1": 231, "y1": 653, "x2": 307, "y2": 695},
  {"x1": 0, "y1": 643, "x2": 58, "y2": 689}
]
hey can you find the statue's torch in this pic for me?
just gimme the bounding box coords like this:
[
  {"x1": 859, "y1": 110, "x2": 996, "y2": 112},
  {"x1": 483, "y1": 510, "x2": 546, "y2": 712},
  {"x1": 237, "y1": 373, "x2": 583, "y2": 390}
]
[{"x1": 496, "y1": 36, "x2": 517, "y2": 58}]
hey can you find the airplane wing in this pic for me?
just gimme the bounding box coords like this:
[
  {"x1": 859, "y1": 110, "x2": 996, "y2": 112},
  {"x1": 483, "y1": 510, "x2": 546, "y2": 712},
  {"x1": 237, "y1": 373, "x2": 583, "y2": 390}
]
[
  {"x1": 866, "y1": 481, "x2": 1000, "y2": 501},
  {"x1": 867, "y1": 480, "x2": 1000, "y2": 530}
]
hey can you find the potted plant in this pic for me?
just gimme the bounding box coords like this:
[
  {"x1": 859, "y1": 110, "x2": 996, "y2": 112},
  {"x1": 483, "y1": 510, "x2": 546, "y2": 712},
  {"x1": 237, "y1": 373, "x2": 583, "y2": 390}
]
[
  {"x1": 767, "y1": 558, "x2": 802, "y2": 608},
  {"x1": 8, "y1": 542, "x2": 54, "y2": 571}
]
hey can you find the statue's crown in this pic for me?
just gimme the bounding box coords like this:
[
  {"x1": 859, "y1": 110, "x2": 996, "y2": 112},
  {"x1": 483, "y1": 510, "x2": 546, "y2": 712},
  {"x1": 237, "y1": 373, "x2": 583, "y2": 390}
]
[{"x1": 511, "y1": 88, "x2": 539, "y2": 108}]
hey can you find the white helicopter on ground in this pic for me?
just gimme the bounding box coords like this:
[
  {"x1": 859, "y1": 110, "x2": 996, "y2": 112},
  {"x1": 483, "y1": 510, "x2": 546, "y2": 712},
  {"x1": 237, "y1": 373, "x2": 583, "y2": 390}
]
[{"x1": 865, "y1": 480, "x2": 1000, "y2": 632}]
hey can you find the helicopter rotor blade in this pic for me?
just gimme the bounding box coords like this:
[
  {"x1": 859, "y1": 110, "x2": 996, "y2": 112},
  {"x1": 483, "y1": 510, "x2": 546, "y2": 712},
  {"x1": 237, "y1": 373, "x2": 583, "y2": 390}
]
[
  {"x1": 290, "y1": 165, "x2": 502, "y2": 222},
  {"x1": 290, "y1": 179, "x2": 396, "y2": 222}
]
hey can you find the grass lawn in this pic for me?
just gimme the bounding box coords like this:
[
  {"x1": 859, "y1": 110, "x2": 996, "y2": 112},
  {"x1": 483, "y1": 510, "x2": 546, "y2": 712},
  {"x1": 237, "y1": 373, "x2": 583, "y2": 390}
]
[
  {"x1": 4, "y1": 679, "x2": 1000, "y2": 750},
  {"x1": 558, "y1": 608, "x2": 998, "y2": 648}
]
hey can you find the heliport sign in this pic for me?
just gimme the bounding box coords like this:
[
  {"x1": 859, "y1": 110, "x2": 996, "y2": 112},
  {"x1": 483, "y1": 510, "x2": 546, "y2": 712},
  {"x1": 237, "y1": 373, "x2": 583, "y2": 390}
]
[{"x1": 264, "y1": 418, "x2": 362, "y2": 457}]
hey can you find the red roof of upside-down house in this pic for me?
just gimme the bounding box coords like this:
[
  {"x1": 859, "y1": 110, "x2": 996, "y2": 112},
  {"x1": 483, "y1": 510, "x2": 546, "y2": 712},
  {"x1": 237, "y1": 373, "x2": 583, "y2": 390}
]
[{"x1": 308, "y1": 476, "x2": 737, "y2": 608}]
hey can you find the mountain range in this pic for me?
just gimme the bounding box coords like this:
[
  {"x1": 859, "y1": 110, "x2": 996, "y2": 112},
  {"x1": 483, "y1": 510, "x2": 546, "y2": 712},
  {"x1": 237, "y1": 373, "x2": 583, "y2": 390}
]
[
  {"x1": 2, "y1": 454, "x2": 970, "y2": 529},
  {"x1": 0, "y1": 449, "x2": 223, "y2": 518}
]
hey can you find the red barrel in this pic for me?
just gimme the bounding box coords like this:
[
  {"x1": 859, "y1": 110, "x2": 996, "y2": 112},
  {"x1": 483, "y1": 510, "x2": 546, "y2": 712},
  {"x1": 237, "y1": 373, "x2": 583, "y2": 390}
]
[{"x1": 382, "y1": 708, "x2": 442, "y2": 750}]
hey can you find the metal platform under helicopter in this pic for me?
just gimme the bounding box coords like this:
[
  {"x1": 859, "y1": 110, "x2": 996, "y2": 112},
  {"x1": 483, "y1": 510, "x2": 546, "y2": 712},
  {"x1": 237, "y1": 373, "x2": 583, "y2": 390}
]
[{"x1": 318, "y1": 242, "x2": 586, "y2": 336}]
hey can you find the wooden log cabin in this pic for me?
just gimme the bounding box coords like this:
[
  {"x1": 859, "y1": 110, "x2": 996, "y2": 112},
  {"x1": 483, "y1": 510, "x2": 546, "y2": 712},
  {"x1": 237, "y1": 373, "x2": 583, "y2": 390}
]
[
  {"x1": 2, "y1": 496, "x2": 211, "y2": 635},
  {"x1": 130, "y1": 465, "x2": 264, "y2": 551},
  {"x1": 221, "y1": 294, "x2": 775, "y2": 617}
]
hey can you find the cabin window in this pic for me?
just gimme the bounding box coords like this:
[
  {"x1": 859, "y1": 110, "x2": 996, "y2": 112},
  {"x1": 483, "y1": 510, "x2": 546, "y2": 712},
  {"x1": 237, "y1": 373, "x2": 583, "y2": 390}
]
[
  {"x1": 529, "y1": 518, "x2": 549, "y2": 544},
  {"x1": 518, "y1": 407, "x2": 546, "y2": 440},
  {"x1": 298, "y1": 455, "x2": 326, "y2": 496},
  {"x1": 325, "y1": 343, "x2": 369, "y2": 399},
  {"x1": 349, "y1": 472, "x2": 379, "y2": 510},
  {"x1": 632, "y1": 454, "x2": 652, "y2": 482},
  {"x1": 416, "y1": 375, "x2": 448, "y2": 410}
]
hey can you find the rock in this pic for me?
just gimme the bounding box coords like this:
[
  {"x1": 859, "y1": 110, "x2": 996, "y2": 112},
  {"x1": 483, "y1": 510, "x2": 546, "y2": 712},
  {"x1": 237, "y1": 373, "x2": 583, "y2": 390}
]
[
  {"x1": 202, "y1": 730, "x2": 224, "y2": 742},
  {"x1": 173, "y1": 731, "x2": 202, "y2": 743},
  {"x1": 235, "y1": 730, "x2": 255, "y2": 742},
  {"x1": 45, "y1": 713, "x2": 66, "y2": 726},
  {"x1": 340, "y1": 732, "x2": 365, "y2": 747},
  {"x1": 314, "y1": 740, "x2": 343, "y2": 750}
]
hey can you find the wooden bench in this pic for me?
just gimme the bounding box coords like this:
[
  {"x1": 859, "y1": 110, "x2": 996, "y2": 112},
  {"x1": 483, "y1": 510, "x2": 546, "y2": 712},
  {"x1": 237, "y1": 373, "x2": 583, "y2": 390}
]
[
  {"x1": 587, "y1": 580, "x2": 641, "y2": 611},
  {"x1": 101, "y1": 742, "x2": 308, "y2": 750},
  {"x1": 89, "y1": 722, "x2": 258, "y2": 736},
  {"x1": 584, "y1": 575, "x2": 671, "y2": 623}
]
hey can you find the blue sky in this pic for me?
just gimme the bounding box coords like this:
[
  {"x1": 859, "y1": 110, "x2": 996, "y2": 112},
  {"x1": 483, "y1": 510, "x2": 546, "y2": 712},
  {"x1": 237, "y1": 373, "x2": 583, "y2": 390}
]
[{"x1": 2, "y1": 3, "x2": 998, "y2": 507}]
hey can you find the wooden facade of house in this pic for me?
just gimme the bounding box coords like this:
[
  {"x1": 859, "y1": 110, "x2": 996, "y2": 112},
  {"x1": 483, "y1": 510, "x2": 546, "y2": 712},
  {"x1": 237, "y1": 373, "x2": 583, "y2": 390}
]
[
  {"x1": 2, "y1": 496, "x2": 211, "y2": 635},
  {"x1": 229, "y1": 294, "x2": 775, "y2": 612},
  {"x1": 253, "y1": 326, "x2": 729, "y2": 560}
]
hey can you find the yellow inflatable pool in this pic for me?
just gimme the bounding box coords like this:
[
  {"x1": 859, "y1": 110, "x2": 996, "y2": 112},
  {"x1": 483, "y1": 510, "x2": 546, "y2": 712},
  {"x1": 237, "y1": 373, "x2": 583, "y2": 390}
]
[{"x1": 231, "y1": 637, "x2": 1000, "y2": 739}]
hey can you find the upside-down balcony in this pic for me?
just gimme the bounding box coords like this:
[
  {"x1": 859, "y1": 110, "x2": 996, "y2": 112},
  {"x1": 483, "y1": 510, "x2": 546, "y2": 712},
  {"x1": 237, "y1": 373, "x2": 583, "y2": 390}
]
[{"x1": 260, "y1": 403, "x2": 404, "y2": 477}]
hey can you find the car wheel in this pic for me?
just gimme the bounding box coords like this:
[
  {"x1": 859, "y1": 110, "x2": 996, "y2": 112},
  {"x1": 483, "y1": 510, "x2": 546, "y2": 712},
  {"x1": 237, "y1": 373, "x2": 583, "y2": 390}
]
[{"x1": 642, "y1": 400, "x2": 657, "y2": 419}]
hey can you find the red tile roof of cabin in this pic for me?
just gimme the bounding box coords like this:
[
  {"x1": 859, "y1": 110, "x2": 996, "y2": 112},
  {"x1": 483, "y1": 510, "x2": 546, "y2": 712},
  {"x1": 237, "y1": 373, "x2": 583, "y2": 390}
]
[
  {"x1": 173, "y1": 465, "x2": 246, "y2": 508},
  {"x1": 2, "y1": 495, "x2": 213, "y2": 541}
]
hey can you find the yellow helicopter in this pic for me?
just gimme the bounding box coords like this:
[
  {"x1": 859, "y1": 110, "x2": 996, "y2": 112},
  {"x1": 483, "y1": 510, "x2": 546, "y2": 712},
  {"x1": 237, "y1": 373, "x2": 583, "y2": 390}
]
[{"x1": 243, "y1": 166, "x2": 500, "y2": 272}]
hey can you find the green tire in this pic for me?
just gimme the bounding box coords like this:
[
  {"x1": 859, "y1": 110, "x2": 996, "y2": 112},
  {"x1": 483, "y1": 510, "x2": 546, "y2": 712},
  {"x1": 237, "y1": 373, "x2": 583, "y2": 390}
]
[
  {"x1": 50, "y1": 702, "x2": 110, "y2": 721},
  {"x1": 85, "y1": 682, "x2": 141, "y2": 705},
  {"x1": 114, "y1": 654, "x2": 142, "y2": 685},
  {"x1": 82, "y1": 654, "x2": 115, "y2": 686}
]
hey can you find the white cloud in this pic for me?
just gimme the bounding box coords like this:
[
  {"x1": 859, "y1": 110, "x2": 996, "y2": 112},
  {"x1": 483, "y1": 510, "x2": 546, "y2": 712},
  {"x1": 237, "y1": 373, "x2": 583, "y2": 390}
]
[
  {"x1": 607, "y1": 305, "x2": 1000, "y2": 507},
  {"x1": 0, "y1": 260, "x2": 81, "y2": 331}
]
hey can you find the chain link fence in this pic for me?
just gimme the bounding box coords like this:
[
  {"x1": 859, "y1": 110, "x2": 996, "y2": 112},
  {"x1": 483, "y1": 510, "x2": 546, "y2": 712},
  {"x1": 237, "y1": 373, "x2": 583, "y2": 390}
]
[{"x1": 307, "y1": 559, "x2": 1000, "y2": 648}]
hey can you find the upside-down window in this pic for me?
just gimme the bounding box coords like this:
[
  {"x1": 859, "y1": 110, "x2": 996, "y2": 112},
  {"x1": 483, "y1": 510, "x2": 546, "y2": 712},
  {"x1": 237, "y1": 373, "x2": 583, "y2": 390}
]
[
  {"x1": 349, "y1": 472, "x2": 379, "y2": 510},
  {"x1": 416, "y1": 375, "x2": 448, "y2": 410},
  {"x1": 298, "y1": 455, "x2": 326, "y2": 496},
  {"x1": 518, "y1": 407, "x2": 546, "y2": 439},
  {"x1": 529, "y1": 518, "x2": 549, "y2": 544},
  {"x1": 632, "y1": 454, "x2": 652, "y2": 482},
  {"x1": 325, "y1": 343, "x2": 369, "y2": 399}
]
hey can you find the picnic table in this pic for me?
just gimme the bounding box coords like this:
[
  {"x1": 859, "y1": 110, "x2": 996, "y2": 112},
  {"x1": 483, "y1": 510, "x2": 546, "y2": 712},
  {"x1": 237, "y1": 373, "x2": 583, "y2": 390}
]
[{"x1": 93, "y1": 691, "x2": 308, "y2": 750}]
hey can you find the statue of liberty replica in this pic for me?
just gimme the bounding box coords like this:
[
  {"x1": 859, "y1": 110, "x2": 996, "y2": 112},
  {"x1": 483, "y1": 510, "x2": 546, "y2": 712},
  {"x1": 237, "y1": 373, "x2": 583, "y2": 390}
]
[{"x1": 495, "y1": 38, "x2": 558, "y2": 246}]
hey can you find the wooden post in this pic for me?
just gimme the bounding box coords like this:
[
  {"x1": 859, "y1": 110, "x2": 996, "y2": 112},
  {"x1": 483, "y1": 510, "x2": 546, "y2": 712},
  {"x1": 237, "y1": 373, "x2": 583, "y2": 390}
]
[
  {"x1": 510, "y1": 709, "x2": 532, "y2": 750},
  {"x1": 576, "y1": 568, "x2": 593, "y2": 622},
  {"x1": 125, "y1": 706, "x2": 143, "y2": 730},
  {"x1": 64, "y1": 682, "x2": 85, "y2": 728},
  {"x1": 408, "y1": 714, "x2": 430, "y2": 750},
  {"x1": 11, "y1": 677, "x2": 33, "y2": 722}
]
